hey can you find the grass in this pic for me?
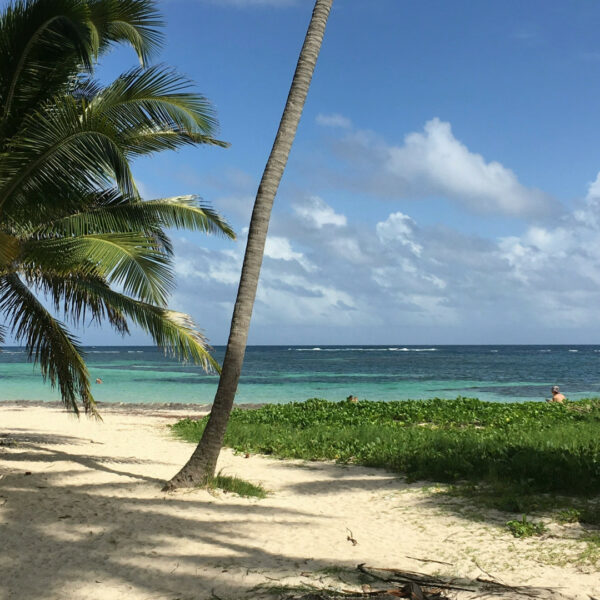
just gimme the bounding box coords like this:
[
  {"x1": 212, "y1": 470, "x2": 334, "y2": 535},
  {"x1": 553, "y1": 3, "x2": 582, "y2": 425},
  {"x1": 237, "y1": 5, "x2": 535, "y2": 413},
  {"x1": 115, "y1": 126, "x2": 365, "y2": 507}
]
[
  {"x1": 171, "y1": 397, "x2": 600, "y2": 496},
  {"x1": 441, "y1": 482, "x2": 600, "y2": 519},
  {"x1": 204, "y1": 473, "x2": 267, "y2": 499},
  {"x1": 579, "y1": 533, "x2": 600, "y2": 563}
]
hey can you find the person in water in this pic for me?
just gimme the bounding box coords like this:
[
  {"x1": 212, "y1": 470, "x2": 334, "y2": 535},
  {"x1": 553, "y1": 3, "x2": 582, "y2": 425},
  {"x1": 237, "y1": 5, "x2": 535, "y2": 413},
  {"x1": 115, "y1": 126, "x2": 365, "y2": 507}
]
[
  {"x1": 547, "y1": 385, "x2": 565, "y2": 403},
  {"x1": 95, "y1": 378, "x2": 103, "y2": 384}
]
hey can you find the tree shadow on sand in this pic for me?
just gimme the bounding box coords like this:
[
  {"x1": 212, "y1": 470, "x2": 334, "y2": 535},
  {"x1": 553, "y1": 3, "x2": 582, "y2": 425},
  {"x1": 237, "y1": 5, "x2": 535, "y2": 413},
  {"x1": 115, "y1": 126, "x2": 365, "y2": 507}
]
[{"x1": 0, "y1": 431, "x2": 584, "y2": 600}]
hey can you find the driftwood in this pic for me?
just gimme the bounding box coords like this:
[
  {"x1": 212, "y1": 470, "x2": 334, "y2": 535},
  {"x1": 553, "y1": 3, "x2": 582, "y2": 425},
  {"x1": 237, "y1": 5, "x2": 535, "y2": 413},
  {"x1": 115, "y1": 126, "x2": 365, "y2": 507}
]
[
  {"x1": 288, "y1": 564, "x2": 570, "y2": 600},
  {"x1": 357, "y1": 565, "x2": 568, "y2": 599}
]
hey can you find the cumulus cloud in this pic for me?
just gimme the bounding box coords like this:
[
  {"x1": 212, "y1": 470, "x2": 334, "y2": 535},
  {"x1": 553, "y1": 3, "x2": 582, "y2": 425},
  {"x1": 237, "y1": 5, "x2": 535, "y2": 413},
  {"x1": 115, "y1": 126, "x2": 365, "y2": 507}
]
[
  {"x1": 376, "y1": 212, "x2": 422, "y2": 256},
  {"x1": 324, "y1": 118, "x2": 559, "y2": 219},
  {"x1": 264, "y1": 236, "x2": 316, "y2": 272},
  {"x1": 316, "y1": 113, "x2": 352, "y2": 129},
  {"x1": 293, "y1": 195, "x2": 347, "y2": 228},
  {"x1": 492, "y1": 171, "x2": 600, "y2": 326},
  {"x1": 174, "y1": 168, "x2": 600, "y2": 343},
  {"x1": 165, "y1": 134, "x2": 600, "y2": 344},
  {"x1": 385, "y1": 119, "x2": 553, "y2": 216}
]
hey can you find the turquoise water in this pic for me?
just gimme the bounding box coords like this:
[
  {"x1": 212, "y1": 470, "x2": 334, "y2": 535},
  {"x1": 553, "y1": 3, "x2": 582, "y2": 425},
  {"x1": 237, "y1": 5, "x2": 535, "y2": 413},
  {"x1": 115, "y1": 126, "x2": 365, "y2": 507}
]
[{"x1": 1, "y1": 345, "x2": 600, "y2": 405}]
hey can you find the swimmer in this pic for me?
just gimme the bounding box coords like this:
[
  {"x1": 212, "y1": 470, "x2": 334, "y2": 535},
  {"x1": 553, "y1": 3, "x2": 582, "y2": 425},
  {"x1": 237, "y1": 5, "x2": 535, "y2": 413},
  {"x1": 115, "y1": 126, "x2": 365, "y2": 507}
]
[
  {"x1": 546, "y1": 385, "x2": 565, "y2": 403},
  {"x1": 95, "y1": 378, "x2": 103, "y2": 384}
]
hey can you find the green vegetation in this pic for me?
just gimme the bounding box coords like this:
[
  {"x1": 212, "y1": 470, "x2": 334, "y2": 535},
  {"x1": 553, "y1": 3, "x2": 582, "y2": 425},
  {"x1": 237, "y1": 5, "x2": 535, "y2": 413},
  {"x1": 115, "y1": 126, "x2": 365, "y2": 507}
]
[
  {"x1": 171, "y1": 397, "x2": 600, "y2": 495},
  {"x1": 205, "y1": 473, "x2": 267, "y2": 498},
  {"x1": 505, "y1": 515, "x2": 546, "y2": 538},
  {"x1": 556, "y1": 508, "x2": 582, "y2": 524},
  {"x1": 578, "y1": 533, "x2": 600, "y2": 564},
  {"x1": 0, "y1": 0, "x2": 233, "y2": 413}
]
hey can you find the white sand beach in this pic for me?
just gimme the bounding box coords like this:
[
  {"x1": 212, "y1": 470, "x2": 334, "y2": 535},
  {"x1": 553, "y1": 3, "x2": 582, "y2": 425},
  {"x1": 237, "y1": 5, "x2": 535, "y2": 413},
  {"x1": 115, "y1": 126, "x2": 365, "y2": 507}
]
[{"x1": 0, "y1": 404, "x2": 598, "y2": 600}]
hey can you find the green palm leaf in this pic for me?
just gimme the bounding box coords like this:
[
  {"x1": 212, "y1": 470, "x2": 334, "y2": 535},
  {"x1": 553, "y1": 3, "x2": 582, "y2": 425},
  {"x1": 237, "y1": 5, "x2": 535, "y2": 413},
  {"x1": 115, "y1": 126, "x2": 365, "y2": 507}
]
[
  {"x1": 89, "y1": 65, "x2": 218, "y2": 132},
  {"x1": 0, "y1": 95, "x2": 137, "y2": 210},
  {"x1": 23, "y1": 268, "x2": 129, "y2": 334},
  {"x1": 88, "y1": 0, "x2": 163, "y2": 65},
  {"x1": 27, "y1": 271, "x2": 219, "y2": 371},
  {"x1": 0, "y1": 0, "x2": 164, "y2": 134},
  {"x1": 37, "y1": 194, "x2": 235, "y2": 240},
  {"x1": 0, "y1": 0, "x2": 93, "y2": 125},
  {"x1": 21, "y1": 232, "x2": 173, "y2": 304},
  {"x1": 0, "y1": 273, "x2": 95, "y2": 414}
]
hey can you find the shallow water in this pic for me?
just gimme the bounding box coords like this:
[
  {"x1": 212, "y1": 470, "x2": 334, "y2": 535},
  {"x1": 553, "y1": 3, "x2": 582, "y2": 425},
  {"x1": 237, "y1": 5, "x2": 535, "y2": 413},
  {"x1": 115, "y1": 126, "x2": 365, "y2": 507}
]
[{"x1": 1, "y1": 345, "x2": 598, "y2": 405}]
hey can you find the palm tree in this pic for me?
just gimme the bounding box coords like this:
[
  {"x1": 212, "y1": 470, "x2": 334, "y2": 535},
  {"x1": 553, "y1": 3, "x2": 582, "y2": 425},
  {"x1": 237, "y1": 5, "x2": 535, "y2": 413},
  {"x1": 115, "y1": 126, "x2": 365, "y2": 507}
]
[
  {"x1": 165, "y1": 0, "x2": 334, "y2": 489},
  {"x1": 0, "y1": 0, "x2": 234, "y2": 415}
]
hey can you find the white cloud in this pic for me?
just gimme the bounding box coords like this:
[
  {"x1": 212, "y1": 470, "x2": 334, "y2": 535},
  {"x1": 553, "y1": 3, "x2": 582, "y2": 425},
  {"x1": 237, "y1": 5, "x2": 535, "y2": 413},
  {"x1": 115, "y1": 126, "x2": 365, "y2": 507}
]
[
  {"x1": 167, "y1": 157, "x2": 600, "y2": 344},
  {"x1": 384, "y1": 118, "x2": 553, "y2": 217},
  {"x1": 264, "y1": 236, "x2": 315, "y2": 271},
  {"x1": 293, "y1": 195, "x2": 347, "y2": 228},
  {"x1": 324, "y1": 118, "x2": 558, "y2": 218},
  {"x1": 316, "y1": 113, "x2": 352, "y2": 129},
  {"x1": 376, "y1": 212, "x2": 422, "y2": 256}
]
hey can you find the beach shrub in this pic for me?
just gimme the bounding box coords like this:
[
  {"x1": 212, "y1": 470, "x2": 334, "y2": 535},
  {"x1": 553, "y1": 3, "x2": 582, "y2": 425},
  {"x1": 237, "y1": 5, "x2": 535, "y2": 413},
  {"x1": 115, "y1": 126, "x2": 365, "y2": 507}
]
[
  {"x1": 506, "y1": 515, "x2": 546, "y2": 538},
  {"x1": 171, "y1": 397, "x2": 600, "y2": 495},
  {"x1": 556, "y1": 508, "x2": 582, "y2": 523}
]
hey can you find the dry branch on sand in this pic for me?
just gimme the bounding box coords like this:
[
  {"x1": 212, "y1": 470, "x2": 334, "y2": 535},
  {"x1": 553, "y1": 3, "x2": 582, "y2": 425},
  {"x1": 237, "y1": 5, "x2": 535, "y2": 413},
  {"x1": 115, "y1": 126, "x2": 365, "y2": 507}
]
[{"x1": 289, "y1": 564, "x2": 571, "y2": 600}]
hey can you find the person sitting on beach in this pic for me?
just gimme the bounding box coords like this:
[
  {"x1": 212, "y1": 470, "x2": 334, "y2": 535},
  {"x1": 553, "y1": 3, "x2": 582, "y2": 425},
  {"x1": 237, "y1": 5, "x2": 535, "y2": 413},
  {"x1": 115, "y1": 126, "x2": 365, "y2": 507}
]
[{"x1": 547, "y1": 385, "x2": 565, "y2": 403}]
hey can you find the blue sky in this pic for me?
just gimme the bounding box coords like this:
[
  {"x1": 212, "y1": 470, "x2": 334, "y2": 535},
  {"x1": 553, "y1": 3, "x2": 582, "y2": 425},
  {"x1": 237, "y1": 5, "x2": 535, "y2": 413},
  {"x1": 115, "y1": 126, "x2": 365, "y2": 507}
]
[{"x1": 16, "y1": 0, "x2": 600, "y2": 345}]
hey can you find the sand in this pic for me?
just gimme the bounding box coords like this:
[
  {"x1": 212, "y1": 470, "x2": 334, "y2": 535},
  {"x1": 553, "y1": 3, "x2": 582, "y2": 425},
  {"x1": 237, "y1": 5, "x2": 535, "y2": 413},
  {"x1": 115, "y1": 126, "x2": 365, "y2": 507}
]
[{"x1": 0, "y1": 403, "x2": 598, "y2": 600}]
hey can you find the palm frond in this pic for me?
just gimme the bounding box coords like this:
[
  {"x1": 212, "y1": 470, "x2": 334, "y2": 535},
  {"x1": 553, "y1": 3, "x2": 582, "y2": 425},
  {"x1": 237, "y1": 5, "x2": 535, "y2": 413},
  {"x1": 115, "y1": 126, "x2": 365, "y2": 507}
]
[
  {"x1": 0, "y1": 0, "x2": 166, "y2": 131},
  {"x1": 0, "y1": 273, "x2": 95, "y2": 414},
  {"x1": 37, "y1": 194, "x2": 235, "y2": 240},
  {"x1": 0, "y1": 0, "x2": 93, "y2": 127},
  {"x1": 21, "y1": 232, "x2": 174, "y2": 305},
  {"x1": 0, "y1": 95, "x2": 137, "y2": 211},
  {"x1": 81, "y1": 65, "x2": 229, "y2": 156},
  {"x1": 23, "y1": 267, "x2": 129, "y2": 334},
  {"x1": 89, "y1": 65, "x2": 218, "y2": 133},
  {"x1": 27, "y1": 272, "x2": 219, "y2": 371},
  {"x1": 122, "y1": 130, "x2": 229, "y2": 156},
  {"x1": 88, "y1": 0, "x2": 163, "y2": 66},
  {"x1": 0, "y1": 231, "x2": 20, "y2": 268}
]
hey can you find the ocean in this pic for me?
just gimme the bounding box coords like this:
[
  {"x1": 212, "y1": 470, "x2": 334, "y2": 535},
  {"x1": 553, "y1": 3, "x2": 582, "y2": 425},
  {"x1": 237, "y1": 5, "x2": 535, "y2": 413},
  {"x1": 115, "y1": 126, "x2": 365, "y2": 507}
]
[{"x1": 0, "y1": 345, "x2": 599, "y2": 405}]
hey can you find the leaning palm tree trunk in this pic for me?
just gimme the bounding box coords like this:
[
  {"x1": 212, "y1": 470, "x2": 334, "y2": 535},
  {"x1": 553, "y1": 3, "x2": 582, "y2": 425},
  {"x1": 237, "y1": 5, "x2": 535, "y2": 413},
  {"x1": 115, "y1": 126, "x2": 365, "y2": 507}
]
[{"x1": 165, "y1": 0, "x2": 334, "y2": 489}]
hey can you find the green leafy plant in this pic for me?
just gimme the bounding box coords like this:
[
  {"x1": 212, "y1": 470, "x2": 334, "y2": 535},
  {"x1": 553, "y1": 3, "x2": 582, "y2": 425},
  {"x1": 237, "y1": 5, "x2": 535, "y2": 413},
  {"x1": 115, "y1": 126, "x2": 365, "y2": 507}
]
[
  {"x1": 506, "y1": 515, "x2": 546, "y2": 538},
  {"x1": 555, "y1": 508, "x2": 581, "y2": 524},
  {"x1": 171, "y1": 397, "x2": 600, "y2": 495}
]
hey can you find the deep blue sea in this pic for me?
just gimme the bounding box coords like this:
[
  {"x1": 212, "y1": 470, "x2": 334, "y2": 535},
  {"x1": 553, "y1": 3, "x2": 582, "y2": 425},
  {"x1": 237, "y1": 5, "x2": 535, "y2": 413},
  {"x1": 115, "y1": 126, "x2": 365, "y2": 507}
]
[{"x1": 1, "y1": 345, "x2": 599, "y2": 405}]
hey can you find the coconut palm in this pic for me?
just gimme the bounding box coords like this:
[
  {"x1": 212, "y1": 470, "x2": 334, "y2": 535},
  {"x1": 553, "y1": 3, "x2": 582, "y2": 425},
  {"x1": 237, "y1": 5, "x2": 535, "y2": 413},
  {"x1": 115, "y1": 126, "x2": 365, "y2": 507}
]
[
  {"x1": 165, "y1": 0, "x2": 334, "y2": 489},
  {"x1": 0, "y1": 0, "x2": 234, "y2": 414}
]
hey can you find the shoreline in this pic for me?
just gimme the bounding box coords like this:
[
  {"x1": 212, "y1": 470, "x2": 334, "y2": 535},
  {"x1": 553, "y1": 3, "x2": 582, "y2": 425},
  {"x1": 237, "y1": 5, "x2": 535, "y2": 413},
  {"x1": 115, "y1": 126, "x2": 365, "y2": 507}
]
[{"x1": 0, "y1": 399, "x2": 267, "y2": 414}]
